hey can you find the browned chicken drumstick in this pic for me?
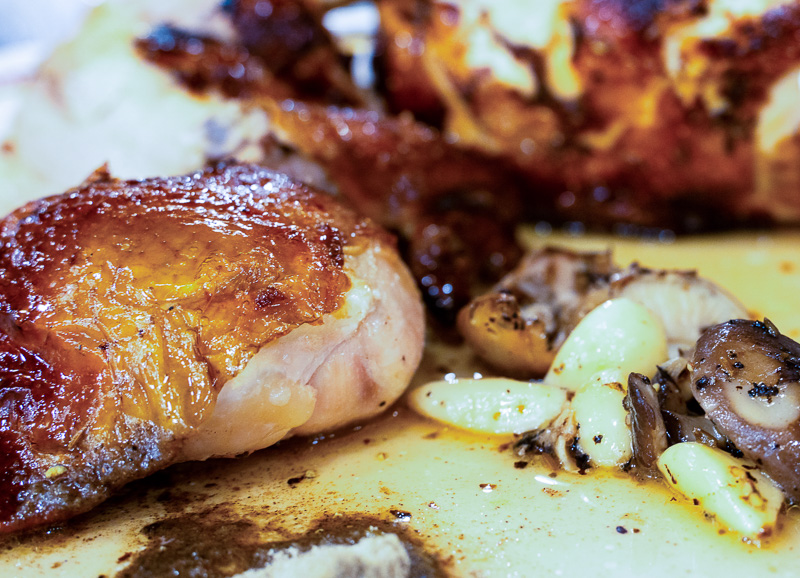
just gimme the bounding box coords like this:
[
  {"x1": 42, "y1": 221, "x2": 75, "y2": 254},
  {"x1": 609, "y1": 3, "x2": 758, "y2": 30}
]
[{"x1": 0, "y1": 161, "x2": 424, "y2": 534}]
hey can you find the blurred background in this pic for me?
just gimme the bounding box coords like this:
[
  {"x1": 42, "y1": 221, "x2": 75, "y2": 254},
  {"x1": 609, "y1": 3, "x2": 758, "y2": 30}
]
[
  {"x1": 0, "y1": 0, "x2": 97, "y2": 82},
  {"x1": 0, "y1": 0, "x2": 94, "y2": 46},
  {"x1": 0, "y1": 0, "x2": 377, "y2": 83}
]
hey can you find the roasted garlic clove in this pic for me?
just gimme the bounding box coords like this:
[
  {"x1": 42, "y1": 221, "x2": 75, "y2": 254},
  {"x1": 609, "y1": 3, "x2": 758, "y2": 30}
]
[
  {"x1": 658, "y1": 442, "x2": 784, "y2": 542},
  {"x1": 572, "y1": 380, "x2": 632, "y2": 467},
  {"x1": 408, "y1": 377, "x2": 567, "y2": 436},
  {"x1": 544, "y1": 298, "x2": 668, "y2": 393}
]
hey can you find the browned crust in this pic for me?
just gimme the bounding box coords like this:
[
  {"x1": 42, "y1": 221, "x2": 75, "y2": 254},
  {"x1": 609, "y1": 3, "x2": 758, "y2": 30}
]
[{"x1": 0, "y1": 161, "x2": 388, "y2": 533}]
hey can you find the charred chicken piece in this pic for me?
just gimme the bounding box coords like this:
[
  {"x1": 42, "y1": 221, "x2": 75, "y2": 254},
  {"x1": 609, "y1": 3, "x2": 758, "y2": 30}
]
[
  {"x1": 376, "y1": 0, "x2": 800, "y2": 230},
  {"x1": 224, "y1": 0, "x2": 365, "y2": 105},
  {"x1": 136, "y1": 0, "x2": 363, "y2": 105},
  {"x1": 137, "y1": 0, "x2": 363, "y2": 106},
  {"x1": 0, "y1": 162, "x2": 424, "y2": 533},
  {"x1": 136, "y1": 25, "x2": 297, "y2": 102},
  {"x1": 691, "y1": 318, "x2": 800, "y2": 503}
]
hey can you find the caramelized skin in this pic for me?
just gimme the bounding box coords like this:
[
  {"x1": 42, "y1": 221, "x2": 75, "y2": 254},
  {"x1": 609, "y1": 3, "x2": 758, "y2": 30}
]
[
  {"x1": 262, "y1": 101, "x2": 525, "y2": 318},
  {"x1": 137, "y1": 0, "x2": 363, "y2": 106},
  {"x1": 133, "y1": 0, "x2": 799, "y2": 324},
  {"x1": 137, "y1": 25, "x2": 297, "y2": 102},
  {"x1": 225, "y1": 0, "x2": 365, "y2": 105},
  {"x1": 136, "y1": 15, "x2": 525, "y2": 324},
  {"x1": 0, "y1": 162, "x2": 389, "y2": 533},
  {"x1": 376, "y1": 0, "x2": 800, "y2": 230}
]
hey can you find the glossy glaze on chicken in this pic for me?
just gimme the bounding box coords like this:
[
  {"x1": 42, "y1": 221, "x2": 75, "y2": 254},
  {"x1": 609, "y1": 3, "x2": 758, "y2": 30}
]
[
  {"x1": 136, "y1": 23, "x2": 525, "y2": 323},
  {"x1": 0, "y1": 161, "x2": 424, "y2": 533}
]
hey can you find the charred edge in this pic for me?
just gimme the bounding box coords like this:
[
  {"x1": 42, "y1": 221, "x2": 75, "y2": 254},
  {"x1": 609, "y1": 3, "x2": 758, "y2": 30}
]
[{"x1": 570, "y1": 437, "x2": 591, "y2": 472}]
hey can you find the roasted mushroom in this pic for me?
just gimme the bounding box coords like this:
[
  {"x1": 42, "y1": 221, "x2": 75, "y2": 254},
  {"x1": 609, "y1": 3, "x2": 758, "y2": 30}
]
[
  {"x1": 458, "y1": 248, "x2": 747, "y2": 375},
  {"x1": 587, "y1": 265, "x2": 749, "y2": 357},
  {"x1": 457, "y1": 247, "x2": 615, "y2": 376},
  {"x1": 625, "y1": 373, "x2": 668, "y2": 478},
  {"x1": 691, "y1": 318, "x2": 800, "y2": 503}
]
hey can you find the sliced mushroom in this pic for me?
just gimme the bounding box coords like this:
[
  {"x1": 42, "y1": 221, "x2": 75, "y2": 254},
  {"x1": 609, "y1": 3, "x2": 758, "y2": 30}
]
[
  {"x1": 494, "y1": 247, "x2": 616, "y2": 314},
  {"x1": 655, "y1": 357, "x2": 695, "y2": 414},
  {"x1": 692, "y1": 318, "x2": 800, "y2": 503},
  {"x1": 652, "y1": 357, "x2": 740, "y2": 455},
  {"x1": 515, "y1": 406, "x2": 589, "y2": 473},
  {"x1": 661, "y1": 411, "x2": 738, "y2": 452},
  {"x1": 624, "y1": 373, "x2": 668, "y2": 478}
]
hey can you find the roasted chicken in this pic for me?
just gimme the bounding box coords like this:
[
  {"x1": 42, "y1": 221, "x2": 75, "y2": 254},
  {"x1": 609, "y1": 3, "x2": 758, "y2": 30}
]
[
  {"x1": 0, "y1": 161, "x2": 424, "y2": 533},
  {"x1": 376, "y1": 0, "x2": 800, "y2": 230},
  {"x1": 4, "y1": 0, "x2": 800, "y2": 326},
  {"x1": 135, "y1": 20, "x2": 525, "y2": 323}
]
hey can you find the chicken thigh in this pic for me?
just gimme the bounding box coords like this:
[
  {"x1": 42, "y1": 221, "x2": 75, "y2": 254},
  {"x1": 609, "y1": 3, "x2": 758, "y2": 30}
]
[{"x1": 0, "y1": 161, "x2": 424, "y2": 533}]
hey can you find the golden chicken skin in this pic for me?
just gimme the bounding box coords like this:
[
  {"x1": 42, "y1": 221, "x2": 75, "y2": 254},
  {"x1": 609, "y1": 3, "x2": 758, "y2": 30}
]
[{"x1": 0, "y1": 162, "x2": 424, "y2": 533}]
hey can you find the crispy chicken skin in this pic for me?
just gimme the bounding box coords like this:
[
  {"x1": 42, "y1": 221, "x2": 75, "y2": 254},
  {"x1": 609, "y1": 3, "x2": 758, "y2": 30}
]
[
  {"x1": 137, "y1": 30, "x2": 525, "y2": 322},
  {"x1": 0, "y1": 162, "x2": 424, "y2": 533},
  {"x1": 376, "y1": 0, "x2": 800, "y2": 229}
]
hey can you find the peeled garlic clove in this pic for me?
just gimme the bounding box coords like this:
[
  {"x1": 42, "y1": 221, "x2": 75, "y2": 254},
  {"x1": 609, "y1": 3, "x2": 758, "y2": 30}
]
[
  {"x1": 658, "y1": 442, "x2": 784, "y2": 541},
  {"x1": 572, "y1": 379, "x2": 632, "y2": 467},
  {"x1": 407, "y1": 377, "x2": 567, "y2": 435},
  {"x1": 545, "y1": 298, "x2": 668, "y2": 392}
]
